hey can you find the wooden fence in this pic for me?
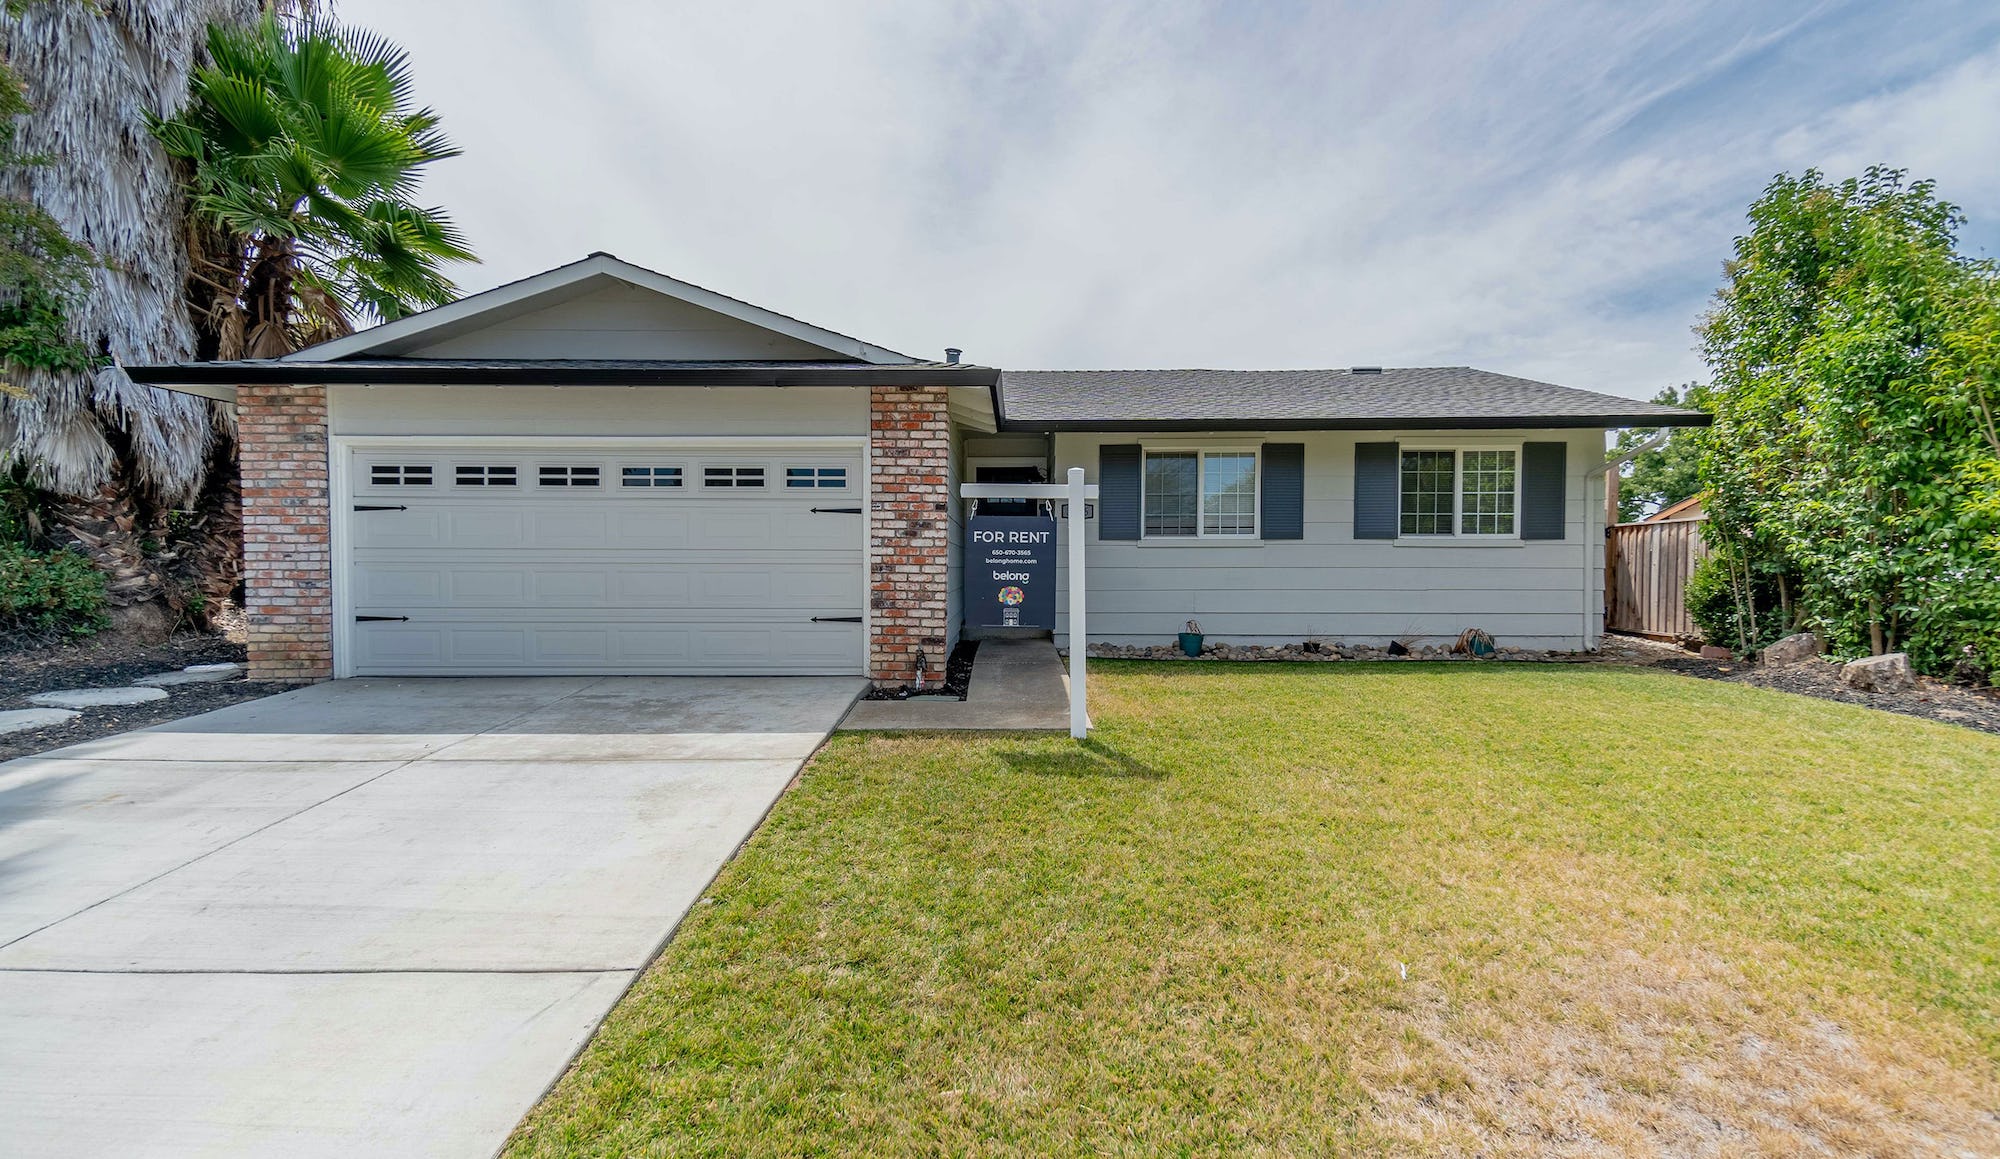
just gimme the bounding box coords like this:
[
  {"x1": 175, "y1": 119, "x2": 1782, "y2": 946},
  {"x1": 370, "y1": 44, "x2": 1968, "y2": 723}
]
[{"x1": 1605, "y1": 517, "x2": 1709, "y2": 641}]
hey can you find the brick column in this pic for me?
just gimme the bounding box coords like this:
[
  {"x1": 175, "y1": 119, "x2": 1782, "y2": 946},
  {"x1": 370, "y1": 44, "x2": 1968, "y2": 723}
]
[
  {"x1": 868, "y1": 384, "x2": 951, "y2": 685},
  {"x1": 237, "y1": 383, "x2": 334, "y2": 681}
]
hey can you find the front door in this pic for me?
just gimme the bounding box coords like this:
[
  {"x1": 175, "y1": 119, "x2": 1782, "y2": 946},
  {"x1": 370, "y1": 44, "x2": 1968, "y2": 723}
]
[{"x1": 974, "y1": 464, "x2": 1047, "y2": 517}]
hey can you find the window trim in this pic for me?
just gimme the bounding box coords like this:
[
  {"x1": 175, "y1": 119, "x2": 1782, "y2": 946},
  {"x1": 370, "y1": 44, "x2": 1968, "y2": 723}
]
[
  {"x1": 1397, "y1": 442, "x2": 1523, "y2": 540},
  {"x1": 1139, "y1": 444, "x2": 1262, "y2": 540}
]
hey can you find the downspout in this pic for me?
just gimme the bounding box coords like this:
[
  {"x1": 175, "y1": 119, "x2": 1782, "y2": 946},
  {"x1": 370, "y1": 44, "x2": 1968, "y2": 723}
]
[{"x1": 1582, "y1": 429, "x2": 1672, "y2": 650}]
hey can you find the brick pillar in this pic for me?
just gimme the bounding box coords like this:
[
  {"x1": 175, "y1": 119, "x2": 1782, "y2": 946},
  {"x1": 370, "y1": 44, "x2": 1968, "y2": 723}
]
[
  {"x1": 237, "y1": 383, "x2": 334, "y2": 681},
  {"x1": 868, "y1": 384, "x2": 951, "y2": 685}
]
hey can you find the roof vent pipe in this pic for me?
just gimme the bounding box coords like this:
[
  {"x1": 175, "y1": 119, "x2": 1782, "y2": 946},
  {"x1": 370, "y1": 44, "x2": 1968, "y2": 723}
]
[
  {"x1": 1350, "y1": 365, "x2": 1383, "y2": 374},
  {"x1": 944, "y1": 348, "x2": 962, "y2": 365}
]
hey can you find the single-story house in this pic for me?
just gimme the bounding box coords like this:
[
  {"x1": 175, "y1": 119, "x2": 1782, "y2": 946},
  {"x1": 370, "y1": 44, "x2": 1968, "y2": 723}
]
[{"x1": 131, "y1": 253, "x2": 1709, "y2": 684}]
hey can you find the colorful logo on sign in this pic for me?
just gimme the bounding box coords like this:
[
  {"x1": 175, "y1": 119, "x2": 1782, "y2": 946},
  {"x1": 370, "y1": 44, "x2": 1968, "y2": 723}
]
[{"x1": 997, "y1": 586, "x2": 1025, "y2": 607}]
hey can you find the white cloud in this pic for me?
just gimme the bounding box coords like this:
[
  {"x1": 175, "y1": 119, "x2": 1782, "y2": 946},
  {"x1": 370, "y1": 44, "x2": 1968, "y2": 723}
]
[{"x1": 336, "y1": 0, "x2": 2000, "y2": 400}]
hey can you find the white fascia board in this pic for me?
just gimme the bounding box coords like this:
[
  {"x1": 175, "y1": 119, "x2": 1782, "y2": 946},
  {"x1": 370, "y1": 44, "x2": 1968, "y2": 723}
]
[{"x1": 286, "y1": 253, "x2": 916, "y2": 364}]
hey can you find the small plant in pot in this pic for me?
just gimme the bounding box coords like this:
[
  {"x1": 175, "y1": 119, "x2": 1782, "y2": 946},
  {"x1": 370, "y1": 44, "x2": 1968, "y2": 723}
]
[{"x1": 1178, "y1": 620, "x2": 1204, "y2": 658}]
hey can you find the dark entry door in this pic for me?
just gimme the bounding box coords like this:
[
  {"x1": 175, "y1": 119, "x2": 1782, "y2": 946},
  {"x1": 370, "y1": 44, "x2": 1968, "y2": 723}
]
[{"x1": 974, "y1": 464, "x2": 1047, "y2": 517}]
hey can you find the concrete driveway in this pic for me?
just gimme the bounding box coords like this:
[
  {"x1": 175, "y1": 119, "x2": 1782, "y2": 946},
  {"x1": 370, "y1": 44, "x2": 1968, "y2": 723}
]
[{"x1": 0, "y1": 675, "x2": 861, "y2": 1158}]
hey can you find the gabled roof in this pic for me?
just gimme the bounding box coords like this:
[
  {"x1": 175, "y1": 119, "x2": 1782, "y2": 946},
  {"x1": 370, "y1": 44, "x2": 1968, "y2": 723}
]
[
  {"x1": 128, "y1": 358, "x2": 995, "y2": 389},
  {"x1": 996, "y1": 367, "x2": 1711, "y2": 430},
  {"x1": 286, "y1": 252, "x2": 915, "y2": 365}
]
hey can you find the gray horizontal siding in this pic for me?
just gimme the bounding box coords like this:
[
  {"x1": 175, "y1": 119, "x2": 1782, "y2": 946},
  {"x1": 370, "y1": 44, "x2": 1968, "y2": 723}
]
[{"x1": 1051, "y1": 429, "x2": 1607, "y2": 650}]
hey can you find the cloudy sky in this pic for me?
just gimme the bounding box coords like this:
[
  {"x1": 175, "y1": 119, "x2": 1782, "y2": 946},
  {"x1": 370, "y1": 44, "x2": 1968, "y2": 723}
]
[{"x1": 338, "y1": 0, "x2": 2000, "y2": 400}]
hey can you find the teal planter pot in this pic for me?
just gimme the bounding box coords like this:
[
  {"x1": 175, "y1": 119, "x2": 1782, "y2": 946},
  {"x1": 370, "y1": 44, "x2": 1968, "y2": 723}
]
[{"x1": 1177, "y1": 632, "x2": 1204, "y2": 658}]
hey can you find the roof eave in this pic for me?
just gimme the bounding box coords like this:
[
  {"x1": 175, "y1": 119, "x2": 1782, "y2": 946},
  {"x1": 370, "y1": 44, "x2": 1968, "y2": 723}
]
[
  {"x1": 1001, "y1": 413, "x2": 1713, "y2": 432},
  {"x1": 125, "y1": 362, "x2": 999, "y2": 389}
]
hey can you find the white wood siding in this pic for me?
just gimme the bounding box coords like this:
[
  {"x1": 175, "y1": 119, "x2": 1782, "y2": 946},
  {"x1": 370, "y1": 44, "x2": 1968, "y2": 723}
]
[
  {"x1": 329, "y1": 385, "x2": 867, "y2": 437},
  {"x1": 1051, "y1": 429, "x2": 1607, "y2": 651}
]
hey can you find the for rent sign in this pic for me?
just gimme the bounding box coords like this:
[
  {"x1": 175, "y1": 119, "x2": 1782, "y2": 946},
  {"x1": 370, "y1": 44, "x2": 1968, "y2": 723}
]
[{"x1": 967, "y1": 515, "x2": 1057, "y2": 628}]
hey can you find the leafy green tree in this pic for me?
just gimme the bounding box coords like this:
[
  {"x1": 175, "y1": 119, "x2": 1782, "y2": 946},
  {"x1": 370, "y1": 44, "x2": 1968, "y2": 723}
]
[
  {"x1": 1610, "y1": 386, "x2": 1705, "y2": 522},
  {"x1": 1690, "y1": 167, "x2": 2000, "y2": 678},
  {"x1": 153, "y1": 13, "x2": 475, "y2": 360}
]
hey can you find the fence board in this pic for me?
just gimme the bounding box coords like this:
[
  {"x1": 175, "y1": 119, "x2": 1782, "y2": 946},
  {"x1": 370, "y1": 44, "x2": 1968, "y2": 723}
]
[{"x1": 1605, "y1": 517, "x2": 1708, "y2": 640}]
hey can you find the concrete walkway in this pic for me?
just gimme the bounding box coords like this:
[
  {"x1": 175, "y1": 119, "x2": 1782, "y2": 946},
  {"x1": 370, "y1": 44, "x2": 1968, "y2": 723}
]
[
  {"x1": 840, "y1": 637, "x2": 1070, "y2": 730},
  {"x1": 0, "y1": 675, "x2": 861, "y2": 1158}
]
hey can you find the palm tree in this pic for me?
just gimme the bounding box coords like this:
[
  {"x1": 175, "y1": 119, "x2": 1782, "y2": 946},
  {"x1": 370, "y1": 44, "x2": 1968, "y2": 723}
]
[
  {"x1": 154, "y1": 14, "x2": 475, "y2": 362},
  {"x1": 0, "y1": 0, "x2": 259, "y2": 639}
]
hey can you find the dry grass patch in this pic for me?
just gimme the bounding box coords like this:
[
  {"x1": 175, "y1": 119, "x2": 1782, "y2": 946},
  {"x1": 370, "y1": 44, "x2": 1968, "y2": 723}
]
[{"x1": 507, "y1": 663, "x2": 2000, "y2": 1157}]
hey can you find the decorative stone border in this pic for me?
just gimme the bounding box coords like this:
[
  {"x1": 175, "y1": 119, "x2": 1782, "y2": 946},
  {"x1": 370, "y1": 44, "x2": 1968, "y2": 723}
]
[{"x1": 1083, "y1": 642, "x2": 1585, "y2": 662}]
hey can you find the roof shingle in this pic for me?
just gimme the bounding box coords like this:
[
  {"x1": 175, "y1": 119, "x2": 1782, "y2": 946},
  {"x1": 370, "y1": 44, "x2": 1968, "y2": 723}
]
[{"x1": 996, "y1": 367, "x2": 1707, "y2": 430}]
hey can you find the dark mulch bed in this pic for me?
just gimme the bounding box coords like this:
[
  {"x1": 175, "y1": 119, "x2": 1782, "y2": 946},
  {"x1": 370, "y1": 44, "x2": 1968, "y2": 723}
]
[
  {"x1": 1598, "y1": 635, "x2": 2000, "y2": 737},
  {"x1": 0, "y1": 626, "x2": 298, "y2": 763},
  {"x1": 860, "y1": 639, "x2": 978, "y2": 701}
]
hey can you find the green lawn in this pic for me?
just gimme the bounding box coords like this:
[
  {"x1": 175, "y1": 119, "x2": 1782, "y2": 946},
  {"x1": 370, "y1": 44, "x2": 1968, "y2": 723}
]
[{"x1": 507, "y1": 663, "x2": 2000, "y2": 1157}]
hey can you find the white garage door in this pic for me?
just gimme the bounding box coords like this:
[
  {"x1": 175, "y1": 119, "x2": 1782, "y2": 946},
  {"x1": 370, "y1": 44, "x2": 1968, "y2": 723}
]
[{"x1": 339, "y1": 440, "x2": 865, "y2": 675}]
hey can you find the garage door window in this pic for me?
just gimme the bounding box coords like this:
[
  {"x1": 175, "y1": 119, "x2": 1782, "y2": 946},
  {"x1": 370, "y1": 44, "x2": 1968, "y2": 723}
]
[
  {"x1": 703, "y1": 466, "x2": 765, "y2": 489},
  {"x1": 621, "y1": 466, "x2": 684, "y2": 488},
  {"x1": 370, "y1": 464, "x2": 432, "y2": 486},
  {"x1": 454, "y1": 465, "x2": 517, "y2": 487},
  {"x1": 785, "y1": 466, "x2": 847, "y2": 489},
  {"x1": 538, "y1": 466, "x2": 601, "y2": 487}
]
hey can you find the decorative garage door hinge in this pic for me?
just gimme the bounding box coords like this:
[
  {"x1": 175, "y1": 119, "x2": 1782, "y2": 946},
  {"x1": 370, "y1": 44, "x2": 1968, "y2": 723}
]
[
  {"x1": 810, "y1": 615, "x2": 863, "y2": 623},
  {"x1": 354, "y1": 615, "x2": 409, "y2": 623},
  {"x1": 352, "y1": 504, "x2": 407, "y2": 512},
  {"x1": 809, "y1": 506, "x2": 863, "y2": 514}
]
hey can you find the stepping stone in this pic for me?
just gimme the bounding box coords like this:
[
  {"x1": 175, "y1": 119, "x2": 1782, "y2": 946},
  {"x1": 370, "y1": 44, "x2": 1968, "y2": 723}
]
[
  {"x1": 29, "y1": 687, "x2": 170, "y2": 709},
  {"x1": 133, "y1": 662, "x2": 242, "y2": 687},
  {"x1": 0, "y1": 707, "x2": 81, "y2": 735}
]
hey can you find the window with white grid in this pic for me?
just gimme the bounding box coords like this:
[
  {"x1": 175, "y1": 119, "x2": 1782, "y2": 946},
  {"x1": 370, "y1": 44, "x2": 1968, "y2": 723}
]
[
  {"x1": 537, "y1": 465, "x2": 600, "y2": 487},
  {"x1": 1202, "y1": 452, "x2": 1257, "y2": 536},
  {"x1": 1459, "y1": 450, "x2": 1517, "y2": 535},
  {"x1": 1400, "y1": 448, "x2": 1518, "y2": 537},
  {"x1": 703, "y1": 465, "x2": 765, "y2": 489},
  {"x1": 621, "y1": 466, "x2": 684, "y2": 488},
  {"x1": 785, "y1": 466, "x2": 847, "y2": 489},
  {"x1": 454, "y1": 465, "x2": 516, "y2": 487},
  {"x1": 1399, "y1": 451, "x2": 1454, "y2": 535},
  {"x1": 370, "y1": 464, "x2": 433, "y2": 486},
  {"x1": 1143, "y1": 449, "x2": 1258, "y2": 538}
]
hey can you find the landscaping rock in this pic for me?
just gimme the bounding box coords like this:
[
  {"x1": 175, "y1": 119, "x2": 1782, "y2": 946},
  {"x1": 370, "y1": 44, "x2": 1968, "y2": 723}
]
[
  {"x1": 0, "y1": 707, "x2": 81, "y2": 735},
  {"x1": 1699, "y1": 645, "x2": 1733, "y2": 660},
  {"x1": 1840, "y1": 652, "x2": 1916, "y2": 694},
  {"x1": 28, "y1": 687, "x2": 170, "y2": 709},
  {"x1": 1759, "y1": 632, "x2": 1822, "y2": 667},
  {"x1": 133, "y1": 662, "x2": 243, "y2": 687}
]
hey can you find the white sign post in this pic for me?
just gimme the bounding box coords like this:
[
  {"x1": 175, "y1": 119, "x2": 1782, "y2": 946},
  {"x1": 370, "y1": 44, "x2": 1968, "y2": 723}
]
[{"x1": 958, "y1": 467, "x2": 1097, "y2": 739}]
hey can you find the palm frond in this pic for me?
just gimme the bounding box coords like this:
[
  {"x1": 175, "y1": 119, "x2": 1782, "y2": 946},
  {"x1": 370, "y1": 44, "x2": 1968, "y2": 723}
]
[
  {"x1": 152, "y1": 9, "x2": 477, "y2": 346},
  {"x1": 0, "y1": 0, "x2": 256, "y2": 500}
]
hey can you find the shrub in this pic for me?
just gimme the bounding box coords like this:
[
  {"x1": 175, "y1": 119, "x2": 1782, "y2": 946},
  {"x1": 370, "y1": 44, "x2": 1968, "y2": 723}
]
[
  {"x1": 1685, "y1": 551, "x2": 1789, "y2": 654},
  {"x1": 0, "y1": 542, "x2": 107, "y2": 635},
  {"x1": 1685, "y1": 553, "x2": 1736, "y2": 647}
]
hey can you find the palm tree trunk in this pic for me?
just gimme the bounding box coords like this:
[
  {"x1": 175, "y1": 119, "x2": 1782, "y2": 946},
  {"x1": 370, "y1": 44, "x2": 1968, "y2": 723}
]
[
  {"x1": 46, "y1": 455, "x2": 180, "y2": 642},
  {"x1": 172, "y1": 435, "x2": 243, "y2": 620}
]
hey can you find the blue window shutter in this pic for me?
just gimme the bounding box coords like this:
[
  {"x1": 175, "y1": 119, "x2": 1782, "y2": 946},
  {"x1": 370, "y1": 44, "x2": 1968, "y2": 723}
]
[
  {"x1": 1261, "y1": 443, "x2": 1304, "y2": 540},
  {"x1": 1521, "y1": 441, "x2": 1567, "y2": 540},
  {"x1": 1353, "y1": 442, "x2": 1399, "y2": 539},
  {"x1": 1099, "y1": 444, "x2": 1141, "y2": 540}
]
